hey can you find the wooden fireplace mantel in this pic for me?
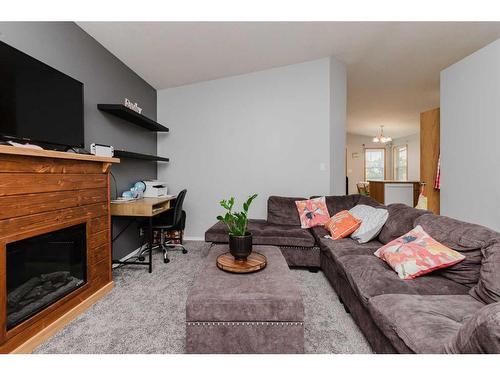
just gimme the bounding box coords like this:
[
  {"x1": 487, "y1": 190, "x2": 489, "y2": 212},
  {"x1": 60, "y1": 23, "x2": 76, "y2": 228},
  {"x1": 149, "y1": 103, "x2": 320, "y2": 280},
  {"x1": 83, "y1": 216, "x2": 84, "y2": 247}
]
[
  {"x1": 0, "y1": 146, "x2": 119, "y2": 353},
  {"x1": 0, "y1": 144, "x2": 120, "y2": 163}
]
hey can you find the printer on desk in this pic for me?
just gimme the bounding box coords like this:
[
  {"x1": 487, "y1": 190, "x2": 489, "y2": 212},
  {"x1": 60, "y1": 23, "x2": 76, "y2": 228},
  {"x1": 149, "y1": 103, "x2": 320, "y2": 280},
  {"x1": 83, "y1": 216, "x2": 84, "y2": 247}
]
[{"x1": 143, "y1": 180, "x2": 168, "y2": 198}]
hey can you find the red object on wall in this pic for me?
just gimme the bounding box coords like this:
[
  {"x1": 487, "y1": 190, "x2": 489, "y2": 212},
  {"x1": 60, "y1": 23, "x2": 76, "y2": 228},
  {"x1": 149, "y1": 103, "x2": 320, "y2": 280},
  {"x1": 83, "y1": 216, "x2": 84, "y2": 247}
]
[{"x1": 434, "y1": 154, "x2": 441, "y2": 190}]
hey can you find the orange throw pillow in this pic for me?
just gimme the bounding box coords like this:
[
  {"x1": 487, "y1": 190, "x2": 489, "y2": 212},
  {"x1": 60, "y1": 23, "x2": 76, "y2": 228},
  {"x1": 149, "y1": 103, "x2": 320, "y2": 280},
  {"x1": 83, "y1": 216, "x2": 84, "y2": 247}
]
[{"x1": 325, "y1": 210, "x2": 362, "y2": 240}]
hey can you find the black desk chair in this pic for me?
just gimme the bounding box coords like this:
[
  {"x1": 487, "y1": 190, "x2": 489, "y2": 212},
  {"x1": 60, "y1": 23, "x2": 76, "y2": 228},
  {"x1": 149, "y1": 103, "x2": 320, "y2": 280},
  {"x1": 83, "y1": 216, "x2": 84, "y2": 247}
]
[{"x1": 141, "y1": 189, "x2": 188, "y2": 264}]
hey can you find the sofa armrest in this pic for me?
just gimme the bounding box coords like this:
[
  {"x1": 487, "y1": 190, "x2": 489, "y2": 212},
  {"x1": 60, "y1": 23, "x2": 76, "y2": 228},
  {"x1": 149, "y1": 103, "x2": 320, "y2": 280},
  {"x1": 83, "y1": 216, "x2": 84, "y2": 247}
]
[{"x1": 444, "y1": 302, "x2": 500, "y2": 353}]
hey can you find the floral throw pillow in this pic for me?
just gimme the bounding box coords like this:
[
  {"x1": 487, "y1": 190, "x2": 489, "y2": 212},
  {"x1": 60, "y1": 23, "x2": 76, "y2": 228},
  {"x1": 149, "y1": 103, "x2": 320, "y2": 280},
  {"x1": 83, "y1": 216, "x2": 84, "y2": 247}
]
[
  {"x1": 325, "y1": 210, "x2": 362, "y2": 240},
  {"x1": 295, "y1": 197, "x2": 330, "y2": 229},
  {"x1": 374, "y1": 225, "x2": 465, "y2": 280}
]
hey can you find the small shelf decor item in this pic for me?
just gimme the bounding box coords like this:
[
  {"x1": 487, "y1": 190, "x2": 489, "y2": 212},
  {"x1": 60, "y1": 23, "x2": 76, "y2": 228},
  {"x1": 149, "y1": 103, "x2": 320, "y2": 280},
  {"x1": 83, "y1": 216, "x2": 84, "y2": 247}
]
[
  {"x1": 216, "y1": 251, "x2": 267, "y2": 274},
  {"x1": 123, "y1": 98, "x2": 143, "y2": 114},
  {"x1": 217, "y1": 194, "x2": 258, "y2": 261}
]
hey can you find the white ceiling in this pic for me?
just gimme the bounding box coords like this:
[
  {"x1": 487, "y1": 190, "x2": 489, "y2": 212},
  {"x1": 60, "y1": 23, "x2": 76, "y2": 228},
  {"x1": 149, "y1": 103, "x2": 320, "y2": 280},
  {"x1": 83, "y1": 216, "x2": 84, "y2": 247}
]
[{"x1": 78, "y1": 22, "x2": 500, "y2": 138}]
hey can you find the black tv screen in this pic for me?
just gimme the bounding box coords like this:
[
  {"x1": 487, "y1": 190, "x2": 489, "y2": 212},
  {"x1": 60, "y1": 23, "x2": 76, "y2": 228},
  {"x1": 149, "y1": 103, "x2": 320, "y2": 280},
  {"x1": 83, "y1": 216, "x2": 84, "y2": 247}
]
[{"x1": 0, "y1": 41, "x2": 84, "y2": 148}]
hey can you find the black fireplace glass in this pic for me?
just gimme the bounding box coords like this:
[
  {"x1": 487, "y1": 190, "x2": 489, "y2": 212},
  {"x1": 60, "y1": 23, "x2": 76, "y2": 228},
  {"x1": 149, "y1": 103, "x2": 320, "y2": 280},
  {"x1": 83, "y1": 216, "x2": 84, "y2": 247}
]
[{"x1": 6, "y1": 223, "x2": 87, "y2": 330}]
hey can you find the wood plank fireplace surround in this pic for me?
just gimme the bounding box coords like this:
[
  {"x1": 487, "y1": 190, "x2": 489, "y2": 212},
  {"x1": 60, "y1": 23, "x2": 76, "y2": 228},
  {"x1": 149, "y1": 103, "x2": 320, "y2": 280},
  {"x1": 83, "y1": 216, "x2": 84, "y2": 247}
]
[{"x1": 0, "y1": 145, "x2": 119, "y2": 353}]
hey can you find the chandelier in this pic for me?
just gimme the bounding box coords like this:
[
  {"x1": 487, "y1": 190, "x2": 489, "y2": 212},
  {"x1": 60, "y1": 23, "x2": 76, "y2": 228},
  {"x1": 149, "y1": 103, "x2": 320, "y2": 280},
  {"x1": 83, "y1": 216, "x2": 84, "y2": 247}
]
[{"x1": 372, "y1": 125, "x2": 392, "y2": 143}]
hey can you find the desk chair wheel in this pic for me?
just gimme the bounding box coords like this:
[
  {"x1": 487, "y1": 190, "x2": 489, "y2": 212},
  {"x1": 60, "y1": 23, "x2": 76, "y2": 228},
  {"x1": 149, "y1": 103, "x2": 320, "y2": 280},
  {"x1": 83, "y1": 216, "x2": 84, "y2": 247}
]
[
  {"x1": 182, "y1": 248, "x2": 188, "y2": 254},
  {"x1": 138, "y1": 256, "x2": 146, "y2": 262},
  {"x1": 163, "y1": 251, "x2": 170, "y2": 263}
]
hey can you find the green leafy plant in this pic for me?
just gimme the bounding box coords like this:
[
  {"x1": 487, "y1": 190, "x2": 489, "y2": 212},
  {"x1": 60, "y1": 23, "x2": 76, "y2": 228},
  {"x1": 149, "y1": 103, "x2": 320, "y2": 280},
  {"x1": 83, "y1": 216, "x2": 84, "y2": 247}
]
[{"x1": 217, "y1": 194, "x2": 258, "y2": 236}]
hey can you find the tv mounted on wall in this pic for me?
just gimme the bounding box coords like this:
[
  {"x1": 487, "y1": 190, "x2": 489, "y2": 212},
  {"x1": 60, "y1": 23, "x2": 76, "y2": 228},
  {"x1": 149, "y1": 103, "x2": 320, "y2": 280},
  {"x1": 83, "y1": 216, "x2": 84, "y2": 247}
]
[{"x1": 0, "y1": 41, "x2": 84, "y2": 150}]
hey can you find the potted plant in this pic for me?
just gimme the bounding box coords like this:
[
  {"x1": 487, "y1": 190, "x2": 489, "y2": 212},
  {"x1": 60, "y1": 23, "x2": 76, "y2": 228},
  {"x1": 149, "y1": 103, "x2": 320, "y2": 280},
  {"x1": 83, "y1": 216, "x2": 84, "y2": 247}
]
[{"x1": 217, "y1": 194, "x2": 258, "y2": 261}]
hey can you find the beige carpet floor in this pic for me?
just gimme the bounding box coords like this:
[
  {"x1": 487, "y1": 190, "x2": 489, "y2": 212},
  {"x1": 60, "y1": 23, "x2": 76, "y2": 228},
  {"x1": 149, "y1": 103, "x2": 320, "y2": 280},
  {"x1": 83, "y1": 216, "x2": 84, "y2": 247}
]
[{"x1": 34, "y1": 241, "x2": 371, "y2": 354}]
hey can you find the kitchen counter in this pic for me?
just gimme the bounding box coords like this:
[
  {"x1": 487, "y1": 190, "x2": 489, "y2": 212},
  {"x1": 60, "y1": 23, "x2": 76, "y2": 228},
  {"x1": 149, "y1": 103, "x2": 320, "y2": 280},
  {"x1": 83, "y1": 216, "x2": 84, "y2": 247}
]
[{"x1": 368, "y1": 180, "x2": 421, "y2": 206}]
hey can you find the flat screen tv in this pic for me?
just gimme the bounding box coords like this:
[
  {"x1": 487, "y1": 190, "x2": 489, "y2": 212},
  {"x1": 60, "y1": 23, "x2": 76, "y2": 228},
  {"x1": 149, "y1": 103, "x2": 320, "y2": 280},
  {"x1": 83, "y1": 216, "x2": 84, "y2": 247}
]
[{"x1": 0, "y1": 41, "x2": 84, "y2": 149}]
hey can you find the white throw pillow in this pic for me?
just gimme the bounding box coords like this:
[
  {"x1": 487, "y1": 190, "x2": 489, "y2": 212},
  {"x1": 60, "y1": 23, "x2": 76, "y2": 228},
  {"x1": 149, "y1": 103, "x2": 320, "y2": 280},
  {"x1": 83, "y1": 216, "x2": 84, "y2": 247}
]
[{"x1": 348, "y1": 204, "x2": 388, "y2": 244}]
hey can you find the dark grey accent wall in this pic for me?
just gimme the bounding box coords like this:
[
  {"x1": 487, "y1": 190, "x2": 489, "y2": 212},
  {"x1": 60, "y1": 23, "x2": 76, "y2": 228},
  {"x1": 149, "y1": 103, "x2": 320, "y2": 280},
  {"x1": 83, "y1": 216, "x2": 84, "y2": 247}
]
[{"x1": 0, "y1": 22, "x2": 157, "y2": 259}]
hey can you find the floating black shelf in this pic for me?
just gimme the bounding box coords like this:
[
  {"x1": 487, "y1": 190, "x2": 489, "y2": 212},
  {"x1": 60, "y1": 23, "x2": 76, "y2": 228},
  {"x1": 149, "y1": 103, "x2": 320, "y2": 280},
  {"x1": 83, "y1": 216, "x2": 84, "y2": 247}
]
[
  {"x1": 97, "y1": 104, "x2": 169, "y2": 132},
  {"x1": 114, "y1": 150, "x2": 170, "y2": 162}
]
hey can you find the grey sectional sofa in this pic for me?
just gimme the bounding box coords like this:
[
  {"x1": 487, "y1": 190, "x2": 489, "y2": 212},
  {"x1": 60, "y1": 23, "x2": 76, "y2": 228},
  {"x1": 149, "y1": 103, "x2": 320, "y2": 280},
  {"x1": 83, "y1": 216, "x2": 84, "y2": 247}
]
[
  {"x1": 205, "y1": 194, "x2": 500, "y2": 353},
  {"x1": 205, "y1": 196, "x2": 321, "y2": 268}
]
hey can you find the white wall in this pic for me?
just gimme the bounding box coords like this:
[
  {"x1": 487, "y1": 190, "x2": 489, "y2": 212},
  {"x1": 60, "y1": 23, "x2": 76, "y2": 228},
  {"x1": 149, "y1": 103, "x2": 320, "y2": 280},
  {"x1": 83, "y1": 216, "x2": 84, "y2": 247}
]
[
  {"x1": 346, "y1": 132, "x2": 420, "y2": 195},
  {"x1": 330, "y1": 57, "x2": 347, "y2": 195},
  {"x1": 441, "y1": 39, "x2": 500, "y2": 231},
  {"x1": 157, "y1": 58, "x2": 346, "y2": 238}
]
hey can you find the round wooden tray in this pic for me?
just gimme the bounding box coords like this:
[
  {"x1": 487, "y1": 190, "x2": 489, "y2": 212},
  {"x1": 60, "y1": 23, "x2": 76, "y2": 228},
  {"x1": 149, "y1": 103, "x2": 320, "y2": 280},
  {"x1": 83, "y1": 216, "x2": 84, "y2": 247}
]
[{"x1": 216, "y1": 252, "x2": 267, "y2": 274}]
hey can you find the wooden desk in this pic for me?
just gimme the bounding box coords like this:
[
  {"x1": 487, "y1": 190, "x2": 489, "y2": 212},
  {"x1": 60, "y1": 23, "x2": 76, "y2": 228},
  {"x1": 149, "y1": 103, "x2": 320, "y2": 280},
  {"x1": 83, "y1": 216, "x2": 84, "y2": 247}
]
[
  {"x1": 111, "y1": 197, "x2": 174, "y2": 217},
  {"x1": 110, "y1": 196, "x2": 176, "y2": 273}
]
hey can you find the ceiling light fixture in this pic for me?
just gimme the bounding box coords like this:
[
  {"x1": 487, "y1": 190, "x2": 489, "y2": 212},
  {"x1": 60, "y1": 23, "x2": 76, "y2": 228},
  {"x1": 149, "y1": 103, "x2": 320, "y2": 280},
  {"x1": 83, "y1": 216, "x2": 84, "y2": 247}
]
[{"x1": 372, "y1": 125, "x2": 392, "y2": 143}]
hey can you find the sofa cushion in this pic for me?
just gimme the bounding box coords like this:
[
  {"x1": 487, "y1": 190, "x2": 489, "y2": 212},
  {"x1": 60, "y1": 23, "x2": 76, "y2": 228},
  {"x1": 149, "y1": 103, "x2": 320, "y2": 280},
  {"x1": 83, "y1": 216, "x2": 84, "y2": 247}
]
[
  {"x1": 445, "y1": 301, "x2": 500, "y2": 353},
  {"x1": 335, "y1": 255, "x2": 470, "y2": 307},
  {"x1": 319, "y1": 237, "x2": 382, "y2": 261},
  {"x1": 374, "y1": 225, "x2": 465, "y2": 280},
  {"x1": 267, "y1": 196, "x2": 305, "y2": 226},
  {"x1": 280, "y1": 246, "x2": 321, "y2": 268},
  {"x1": 308, "y1": 195, "x2": 380, "y2": 242},
  {"x1": 415, "y1": 214, "x2": 500, "y2": 288},
  {"x1": 368, "y1": 294, "x2": 484, "y2": 353},
  {"x1": 205, "y1": 219, "x2": 316, "y2": 248},
  {"x1": 378, "y1": 204, "x2": 430, "y2": 244},
  {"x1": 295, "y1": 196, "x2": 330, "y2": 229},
  {"x1": 357, "y1": 194, "x2": 385, "y2": 208},
  {"x1": 324, "y1": 210, "x2": 361, "y2": 240},
  {"x1": 310, "y1": 194, "x2": 359, "y2": 216},
  {"x1": 349, "y1": 205, "x2": 389, "y2": 244},
  {"x1": 310, "y1": 226, "x2": 329, "y2": 243},
  {"x1": 309, "y1": 194, "x2": 383, "y2": 215},
  {"x1": 205, "y1": 220, "x2": 235, "y2": 243}
]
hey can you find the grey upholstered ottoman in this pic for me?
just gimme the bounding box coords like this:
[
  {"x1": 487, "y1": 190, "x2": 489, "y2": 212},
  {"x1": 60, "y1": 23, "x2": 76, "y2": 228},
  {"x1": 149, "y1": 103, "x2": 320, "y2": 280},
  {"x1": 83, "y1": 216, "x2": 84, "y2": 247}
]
[{"x1": 186, "y1": 245, "x2": 305, "y2": 353}]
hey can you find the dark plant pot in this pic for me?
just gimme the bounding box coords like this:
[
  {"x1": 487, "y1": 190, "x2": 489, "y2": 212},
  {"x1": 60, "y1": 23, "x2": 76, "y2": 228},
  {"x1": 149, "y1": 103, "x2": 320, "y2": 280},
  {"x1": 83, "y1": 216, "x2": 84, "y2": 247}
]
[{"x1": 229, "y1": 233, "x2": 252, "y2": 261}]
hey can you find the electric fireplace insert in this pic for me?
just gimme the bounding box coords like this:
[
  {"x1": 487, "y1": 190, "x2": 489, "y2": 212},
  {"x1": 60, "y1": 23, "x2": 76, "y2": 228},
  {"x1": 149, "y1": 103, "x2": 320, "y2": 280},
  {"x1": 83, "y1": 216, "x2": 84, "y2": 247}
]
[{"x1": 6, "y1": 223, "x2": 87, "y2": 330}]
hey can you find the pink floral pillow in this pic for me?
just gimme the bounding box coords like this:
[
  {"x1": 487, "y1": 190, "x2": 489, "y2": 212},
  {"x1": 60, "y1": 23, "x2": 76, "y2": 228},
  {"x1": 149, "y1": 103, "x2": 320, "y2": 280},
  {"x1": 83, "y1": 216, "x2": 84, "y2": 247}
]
[
  {"x1": 374, "y1": 225, "x2": 465, "y2": 280},
  {"x1": 295, "y1": 197, "x2": 330, "y2": 229}
]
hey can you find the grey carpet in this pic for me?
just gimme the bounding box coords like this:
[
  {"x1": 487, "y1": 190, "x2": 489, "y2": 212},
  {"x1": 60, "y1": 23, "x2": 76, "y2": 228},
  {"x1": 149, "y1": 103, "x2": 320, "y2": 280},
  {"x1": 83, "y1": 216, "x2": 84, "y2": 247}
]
[{"x1": 34, "y1": 241, "x2": 372, "y2": 354}]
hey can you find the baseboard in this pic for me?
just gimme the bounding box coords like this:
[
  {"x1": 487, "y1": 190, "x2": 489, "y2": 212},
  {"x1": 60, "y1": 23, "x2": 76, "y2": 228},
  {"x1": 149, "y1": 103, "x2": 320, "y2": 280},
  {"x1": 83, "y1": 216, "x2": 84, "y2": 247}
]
[
  {"x1": 114, "y1": 238, "x2": 204, "y2": 266},
  {"x1": 10, "y1": 282, "x2": 114, "y2": 354},
  {"x1": 112, "y1": 244, "x2": 148, "y2": 268}
]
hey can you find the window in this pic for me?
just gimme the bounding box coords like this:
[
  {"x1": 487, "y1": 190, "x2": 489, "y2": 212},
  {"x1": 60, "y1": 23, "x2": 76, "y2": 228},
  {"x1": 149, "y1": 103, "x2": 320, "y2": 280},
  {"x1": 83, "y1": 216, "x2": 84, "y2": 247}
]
[
  {"x1": 364, "y1": 148, "x2": 385, "y2": 180},
  {"x1": 393, "y1": 145, "x2": 408, "y2": 181}
]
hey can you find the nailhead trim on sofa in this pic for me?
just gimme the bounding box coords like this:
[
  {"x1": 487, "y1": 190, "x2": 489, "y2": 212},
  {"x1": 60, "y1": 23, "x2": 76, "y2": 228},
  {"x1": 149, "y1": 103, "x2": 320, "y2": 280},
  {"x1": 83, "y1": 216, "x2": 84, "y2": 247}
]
[
  {"x1": 279, "y1": 245, "x2": 319, "y2": 250},
  {"x1": 187, "y1": 321, "x2": 304, "y2": 327}
]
